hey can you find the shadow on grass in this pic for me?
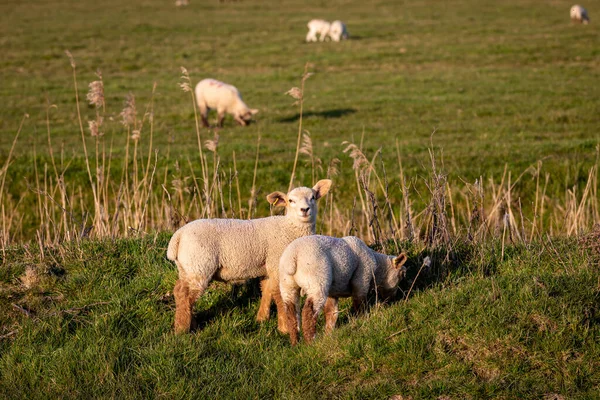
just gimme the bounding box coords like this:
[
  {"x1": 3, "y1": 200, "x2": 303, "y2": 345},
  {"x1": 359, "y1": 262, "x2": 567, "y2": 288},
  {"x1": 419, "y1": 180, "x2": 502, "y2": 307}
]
[
  {"x1": 301, "y1": 37, "x2": 362, "y2": 45},
  {"x1": 189, "y1": 242, "x2": 505, "y2": 334},
  {"x1": 191, "y1": 278, "x2": 263, "y2": 332},
  {"x1": 393, "y1": 241, "x2": 503, "y2": 302},
  {"x1": 278, "y1": 108, "x2": 357, "y2": 123}
]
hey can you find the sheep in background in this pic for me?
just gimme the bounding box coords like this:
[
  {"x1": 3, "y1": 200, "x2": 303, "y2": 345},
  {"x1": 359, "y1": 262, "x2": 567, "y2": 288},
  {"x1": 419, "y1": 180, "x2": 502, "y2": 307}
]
[
  {"x1": 279, "y1": 235, "x2": 407, "y2": 345},
  {"x1": 329, "y1": 20, "x2": 349, "y2": 42},
  {"x1": 175, "y1": 0, "x2": 189, "y2": 6},
  {"x1": 167, "y1": 179, "x2": 332, "y2": 334},
  {"x1": 194, "y1": 79, "x2": 258, "y2": 128},
  {"x1": 306, "y1": 19, "x2": 331, "y2": 42},
  {"x1": 571, "y1": 5, "x2": 590, "y2": 24}
]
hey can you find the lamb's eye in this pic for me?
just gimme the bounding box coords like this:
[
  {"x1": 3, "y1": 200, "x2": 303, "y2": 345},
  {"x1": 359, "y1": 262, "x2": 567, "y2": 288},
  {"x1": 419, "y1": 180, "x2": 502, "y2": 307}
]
[
  {"x1": 289, "y1": 199, "x2": 294, "y2": 204},
  {"x1": 311, "y1": 196, "x2": 315, "y2": 201}
]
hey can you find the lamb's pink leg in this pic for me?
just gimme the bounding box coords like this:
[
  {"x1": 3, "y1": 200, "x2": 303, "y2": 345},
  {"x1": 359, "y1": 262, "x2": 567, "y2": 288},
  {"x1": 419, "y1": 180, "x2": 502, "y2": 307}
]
[
  {"x1": 198, "y1": 105, "x2": 209, "y2": 128},
  {"x1": 301, "y1": 298, "x2": 318, "y2": 344},
  {"x1": 323, "y1": 297, "x2": 339, "y2": 334},
  {"x1": 284, "y1": 301, "x2": 299, "y2": 346},
  {"x1": 256, "y1": 278, "x2": 273, "y2": 322},
  {"x1": 272, "y1": 286, "x2": 289, "y2": 334},
  {"x1": 201, "y1": 114, "x2": 210, "y2": 128},
  {"x1": 174, "y1": 279, "x2": 204, "y2": 334},
  {"x1": 217, "y1": 112, "x2": 225, "y2": 128}
]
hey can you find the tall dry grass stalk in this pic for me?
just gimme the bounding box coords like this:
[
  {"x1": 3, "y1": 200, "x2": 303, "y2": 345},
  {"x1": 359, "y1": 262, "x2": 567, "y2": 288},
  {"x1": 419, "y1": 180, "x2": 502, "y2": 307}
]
[
  {"x1": 249, "y1": 132, "x2": 261, "y2": 219},
  {"x1": 1, "y1": 59, "x2": 599, "y2": 250},
  {"x1": 0, "y1": 114, "x2": 28, "y2": 254},
  {"x1": 180, "y1": 66, "x2": 209, "y2": 216},
  {"x1": 286, "y1": 62, "x2": 313, "y2": 192}
]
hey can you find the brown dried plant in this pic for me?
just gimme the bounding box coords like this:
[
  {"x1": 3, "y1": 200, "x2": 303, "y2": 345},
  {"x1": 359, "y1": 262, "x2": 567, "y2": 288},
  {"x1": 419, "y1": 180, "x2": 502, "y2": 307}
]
[{"x1": 286, "y1": 62, "x2": 313, "y2": 192}]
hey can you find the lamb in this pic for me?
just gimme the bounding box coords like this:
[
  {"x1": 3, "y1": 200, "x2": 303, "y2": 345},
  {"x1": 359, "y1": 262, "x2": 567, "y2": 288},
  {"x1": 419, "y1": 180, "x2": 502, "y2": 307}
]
[
  {"x1": 194, "y1": 78, "x2": 258, "y2": 128},
  {"x1": 328, "y1": 20, "x2": 349, "y2": 42},
  {"x1": 570, "y1": 5, "x2": 590, "y2": 24},
  {"x1": 279, "y1": 235, "x2": 407, "y2": 345},
  {"x1": 306, "y1": 19, "x2": 331, "y2": 42},
  {"x1": 167, "y1": 179, "x2": 332, "y2": 334}
]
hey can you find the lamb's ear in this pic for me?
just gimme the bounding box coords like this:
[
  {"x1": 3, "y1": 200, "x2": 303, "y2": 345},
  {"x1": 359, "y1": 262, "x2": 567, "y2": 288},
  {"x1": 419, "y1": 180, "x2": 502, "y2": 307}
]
[
  {"x1": 312, "y1": 179, "x2": 332, "y2": 200},
  {"x1": 250, "y1": 109, "x2": 259, "y2": 115},
  {"x1": 393, "y1": 253, "x2": 407, "y2": 270},
  {"x1": 266, "y1": 191, "x2": 287, "y2": 207}
]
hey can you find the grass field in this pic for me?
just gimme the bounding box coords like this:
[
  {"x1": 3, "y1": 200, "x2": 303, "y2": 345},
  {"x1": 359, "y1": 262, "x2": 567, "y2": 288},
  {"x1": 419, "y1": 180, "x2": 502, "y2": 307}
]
[
  {"x1": 1, "y1": 0, "x2": 600, "y2": 398},
  {"x1": 1, "y1": 0, "x2": 599, "y2": 242}
]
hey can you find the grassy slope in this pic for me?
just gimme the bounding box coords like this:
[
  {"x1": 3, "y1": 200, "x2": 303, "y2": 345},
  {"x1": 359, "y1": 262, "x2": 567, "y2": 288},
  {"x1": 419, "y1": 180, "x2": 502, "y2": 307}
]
[{"x1": 0, "y1": 234, "x2": 599, "y2": 398}]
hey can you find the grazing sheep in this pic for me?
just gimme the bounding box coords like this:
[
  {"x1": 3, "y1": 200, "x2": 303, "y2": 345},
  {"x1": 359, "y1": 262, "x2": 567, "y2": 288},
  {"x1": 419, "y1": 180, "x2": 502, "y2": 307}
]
[
  {"x1": 570, "y1": 5, "x2": 590, "y2": 24},
  {"x1": 279, "y1": 235, "x2": 407, "y2": 345},
  {"x1": 328, "y1": 20, "x2": 349, "y2": 42},
  {"x1": 194, "y1": 78, "x2": 258, "y2": 128},
  {"x1": 306, "y1": 19, "x2": 331, "y2": 42},
  {"x1": 167, "y1": 179, "x2": 332, "y2": 334}
]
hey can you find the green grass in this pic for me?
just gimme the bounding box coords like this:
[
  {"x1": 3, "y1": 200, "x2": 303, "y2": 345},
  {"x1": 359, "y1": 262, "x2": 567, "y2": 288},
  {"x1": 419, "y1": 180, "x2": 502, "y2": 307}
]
[
  {"x1": 1, "y1": 234, "x2": 599, "y2": 398},
  {"x1": 1, "y1": 0, "x2": 599, "y2": 234},
  {"x1": 1, "y1": 0, "x2": 600, "y2": 397}
]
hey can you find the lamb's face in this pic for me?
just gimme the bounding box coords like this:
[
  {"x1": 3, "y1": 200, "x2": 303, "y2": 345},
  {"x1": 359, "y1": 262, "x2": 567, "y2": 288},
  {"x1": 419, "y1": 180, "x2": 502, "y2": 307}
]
[
  {"x1": 238, "y1": 109, "x2": 259, "y2": 125},
  {"x1": 266, "y1": 179, "x2": 332, "y2": 225},
  {"x1": 286, "y1": 187, "x2": 318, "y2": 223},
  {"x1": 379, "y1": 254, "x2": 408, "y2": 301}
]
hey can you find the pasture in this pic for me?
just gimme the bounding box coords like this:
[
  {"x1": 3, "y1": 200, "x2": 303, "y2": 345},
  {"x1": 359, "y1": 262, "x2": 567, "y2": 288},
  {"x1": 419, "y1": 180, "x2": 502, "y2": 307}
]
[{"x1": 1, "y1": 0, "x2": 599, "y2": 398}]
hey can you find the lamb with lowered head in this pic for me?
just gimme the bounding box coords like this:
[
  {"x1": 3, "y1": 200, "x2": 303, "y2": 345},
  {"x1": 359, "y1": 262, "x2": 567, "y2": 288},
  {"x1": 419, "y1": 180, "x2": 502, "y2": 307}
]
[
  {"x1": 570, "y1": 4, "x2": 590, "y2": 24},
  {"x1": 195, "y1": 78, "x2": 258, "y2": 128},
  {"x1": 279, "y1": 235, "x2": 407, "y2": 345}
]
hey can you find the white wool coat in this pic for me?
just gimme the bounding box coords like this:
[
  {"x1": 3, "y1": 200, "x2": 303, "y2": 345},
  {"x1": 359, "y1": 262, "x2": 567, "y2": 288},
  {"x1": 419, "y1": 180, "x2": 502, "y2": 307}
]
[
  {"x1": 328, "y1": 20, "x2": 349, "y2": 42},
  {"x1": 168, "y1": 216, "x2": 313, "y2": 286},
  {"x1": 279, "y1": 235, "x2": 406, "y2": 310},
  {"x1": 194, "y1": 78, "x2": 257, "y2": 125},
  {"x1": 167, "y1": 181, "x2": 332, "y2": 293},
  {"x1": 306, "y1": 19, "x2": 331, "y2": 42},
  {"x1": 570, "y1": 5, "x2": 590, "y2": 23}
]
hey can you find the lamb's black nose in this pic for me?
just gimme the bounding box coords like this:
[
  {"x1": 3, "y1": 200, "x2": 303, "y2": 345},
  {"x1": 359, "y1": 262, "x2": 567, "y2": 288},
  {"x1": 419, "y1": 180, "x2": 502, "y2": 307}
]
[{"x1": 301, "y1": 207, "x2": 309, "y2": 213}]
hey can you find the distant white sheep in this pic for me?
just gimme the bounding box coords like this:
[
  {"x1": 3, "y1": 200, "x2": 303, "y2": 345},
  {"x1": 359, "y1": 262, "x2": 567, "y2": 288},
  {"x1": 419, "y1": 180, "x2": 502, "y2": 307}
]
[
  {"x1": 167, "y1": 179, "x2": 332, "y2": 334},
  {"x1": 194, "y1": 79, "x2": 258, "y2": 128},
  {"x1": 570, "y1": 5, "x2": 590, "y2": 24},
  {"x1": 306, "y1": 19, "x2": 331, "y2": 42},
  {"x1": 279, "y1": 235, "x2": 407, "y2": 345},
  {"x1": 329, "y1": 20, "x2": 349, "y2": 42}
]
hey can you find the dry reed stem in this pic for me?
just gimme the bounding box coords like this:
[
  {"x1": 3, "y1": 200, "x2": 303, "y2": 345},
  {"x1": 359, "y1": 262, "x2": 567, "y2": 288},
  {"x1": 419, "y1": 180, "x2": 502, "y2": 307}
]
[
  {"x1": 66, "y1": 51, "x2": 99, "y2": 222},
  {"x1": 232, "y1": 151, "x2": 243, "y2": 218},
  {"x1": 249, "y1": 132, "x2": 261, "y2": 219},
  {"x1": 287, "y1": 62, "x2": 312, "y2": 192},
  {"x1": 1, "y1": 62, "x2": 599, "y2": 246}
]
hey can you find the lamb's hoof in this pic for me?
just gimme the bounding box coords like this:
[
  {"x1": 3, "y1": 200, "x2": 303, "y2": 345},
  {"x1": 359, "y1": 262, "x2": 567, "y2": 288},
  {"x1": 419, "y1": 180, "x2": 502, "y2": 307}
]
[
  {"x1": 277, "y1": 326, "x2": 289, "y2": 335},
  {"x1": 174, "y1": 324, "x2": 189, "y2": 335},
  {"x1": 256, "y1": 313, "x2": 270, "y2": 323}
]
